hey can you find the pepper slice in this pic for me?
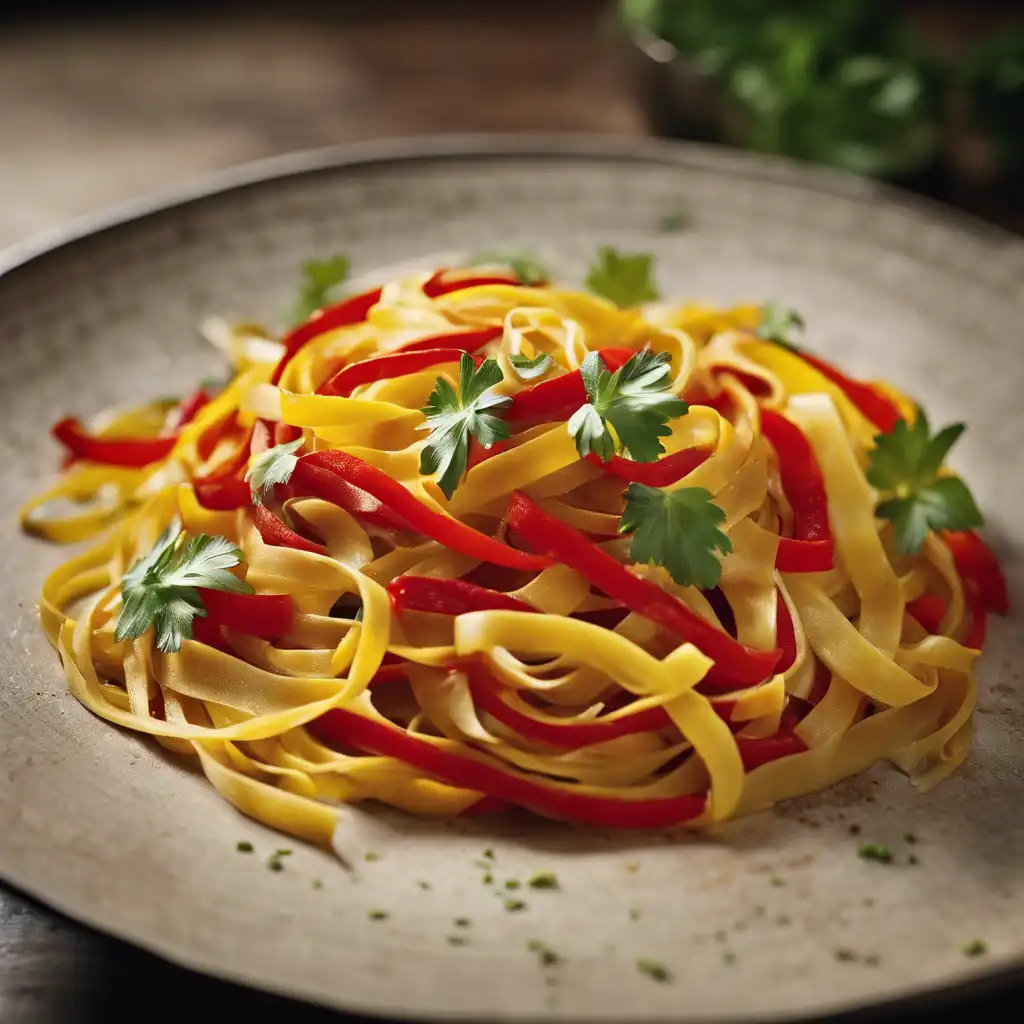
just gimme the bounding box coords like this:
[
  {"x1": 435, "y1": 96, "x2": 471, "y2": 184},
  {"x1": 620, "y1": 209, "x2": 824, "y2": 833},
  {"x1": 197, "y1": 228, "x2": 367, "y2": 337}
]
[
  {"x1": 421, "y1": 268, "x2": 523, "y2": 298},
  {"x1": 505, "y1": 347, "x2": 636, "y2": 422},
  {"x1": 797, "y1": 352, "x2": 902, "y2": 433},
  {"x1": 939, "y1": 530, "x2": 1009, "y2": 614},
  {"x1": 270, "y1": 286, "x2": 383, "y2": 386},
  {"x1": 318, "y1": 348, "x2": 482, "y2": 398},
  {"x1": 51, "y1": 417, "x2": 177, "y2": 469},
  {"x1": 387, "y1": 576, "x2": 534, "y2": 615},
  {"x1": 309, "y1": 707, "x2": 706, "y2": 829},
  {"x1": 506, "y1": 490, "x2": 779, "y2": 687},
  {"x1": 193, "y1": 476, "x2": 252, "y2": 510},
  {"x1": 252, "y1": 503, "x2": 328, "y2": 556},
  {"x1": 302, "y1": 451, "x2": 552, "y2": 572},
  {"x1": 907, "y1": 586, "x2": 988, "y2": 650},
  {"x1": 198, "y1": 589, "x2": 294, "y2": 640},
  {"x1": 290, "y1": 459, "x2": 411, "y2": 532},
  {"x1": 761, "y1": 410, "x2": 835, "y2": 573},
  {"x1": 585, "y1": 446, "x2": 710, "y2": 487}
]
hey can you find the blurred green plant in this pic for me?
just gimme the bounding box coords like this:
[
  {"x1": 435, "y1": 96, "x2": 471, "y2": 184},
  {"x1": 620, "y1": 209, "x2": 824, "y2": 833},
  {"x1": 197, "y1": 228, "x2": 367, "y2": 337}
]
[
  {"x1": 620, "y1": 0, "x2": 947, "y2": 178},
  {"x1": 961, "y1": 28, "x2": 1024, "y2": 174}
]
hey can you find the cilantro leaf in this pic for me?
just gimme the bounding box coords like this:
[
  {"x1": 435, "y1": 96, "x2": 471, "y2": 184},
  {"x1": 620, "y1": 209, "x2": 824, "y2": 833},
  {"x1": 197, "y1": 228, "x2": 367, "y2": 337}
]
[
  {"x1": 867, "y1": 413, "x2": 982, "y2": 555},
  {"x1": 419, "y1": 353, "x2": 511, "y2": 499},
  {"x1": 568, "y1": 349, "x2": 688, "y2": 463},
  {"x1": 470, "y1": 249, "x2": 549, "y2": 286},
  {"x1": 619, "y1": 484, "x2": 732, "y2": 589},
  {"x1": 508, "y1": 352, "x2": 553, "y2": 381},
  {"x1": 246, "y1": 437, "x2": 304, "y2": 505},
  {"x1": 757, "y1": 301, "x2": 805, "y2": 352},
  {"x1": 584, "y1": 247, "x2": 659, "y2": 308},
  {"x1": 287, "y1": 254, "x2": 350, "y2": 326},
  {"x1": 115, "y1": 528, "x2": 254, "y2": 653}
]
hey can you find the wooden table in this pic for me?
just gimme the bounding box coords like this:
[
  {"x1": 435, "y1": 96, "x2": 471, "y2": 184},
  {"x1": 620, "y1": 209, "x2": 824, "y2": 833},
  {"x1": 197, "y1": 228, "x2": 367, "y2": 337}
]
[{"x1": 1, "y1": 5, "x2": 1020, "y2": 1022}]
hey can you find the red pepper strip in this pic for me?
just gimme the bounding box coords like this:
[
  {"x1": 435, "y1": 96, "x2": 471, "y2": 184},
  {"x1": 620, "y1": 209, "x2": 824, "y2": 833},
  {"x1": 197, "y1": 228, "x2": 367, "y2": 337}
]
[
  {"x1": 908, "y1": 587, "x2": 988, "y2": 650},
  {"x1": 939, "y1": 530, "x2": 1009, "y2": 614},
  {"x1": 586, "y1": 446, "x2": 710, "y2": 486},
  {"x1": 388, "y1": 576, "x2": 534, "y2": 615},
  {"x1": 458, "y1": 796, "x2": 511, "y2": 817},
  {"x1": 194, "y1": 476, "x2": 252, "y2": 510},
  {"x1": 289, "y1": 460, "x2": 409, "y2": 532},
  {"x1": 368, "y1": 664, "x2": 409, "y2": 686},
  {"x1": 309, "y1": 708, "x2": 706, "y2": 829},
  {"x1": 270, "y1": 286, "x2": 383, "y2": 386},
  {"x1": 776, "y1": 588, "x2": 797, "y2": 673},
  {"x1": 421, "y1": 268, "x2": 522, "y2": 298},
  {"x1": 506, "y1": 491, "x2": 780, "y2": 687},
  {"x1": 797, "y1": 352, "x2": 902, "y2": 433},
  {"x1": 275, "y1": 423, "x2": 303, "y2": 445},
  {"x1": 198, "y1": 589, "x2": 294, "y2": 640},
  {"x1": 51, "y1": 417, "x2": 177, "y2": 469},
  {"x1": 760, "y1": 410, "x2": 834, "y2": 573},
  {"x1": 191, "y1": 615, "x2": 234, "y2": 654},
  {"x1": 734, "y1": 731, "x2": 806, "y2": 771},
  {"x1": 505, "y1": 347, "x2": 636, "y2": 422},
  {"x1": 318, "y1": 348, "x2": 481, "y2": 398},
  {"x1": 399, "y1": 324, "x2": 504, "y2": 355},
  {"x1": 303, "y1": 451, "x2": 553, "y2": 572},
  {"x1": 174, "y1": 388, "x2": 212, "y2": 429},
  {"x1": 252, "y1": 503, "x2": 328, "y2": 556},
  {"x1": 467, "y1": 437, "x2": 513, "y2": 469},
  {"x1": 906, "y1": 594, "x2": 947, "y2": 635}
]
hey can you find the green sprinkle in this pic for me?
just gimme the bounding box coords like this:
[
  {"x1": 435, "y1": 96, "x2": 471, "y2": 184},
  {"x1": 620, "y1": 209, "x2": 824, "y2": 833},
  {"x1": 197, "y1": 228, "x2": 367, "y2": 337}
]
[
  {"x1": 505, "y1": 879, "x2": 521, "y2": 890},
  {"x1": 636, "y1": 958, "x2": 672, "y2": 983},
  {"x1": 364, "y1": 852, "x2": 379, "y2": 863},
  {"x1": 473, "y1": 860, "x2": 490, "y2": 870},
  {"x1": 447, "y1": 934, "x2": 469, "y2": 947},
  {"x1": 368, "y1": 909, "x2": 389, "y2": 921},
  {"x1": 528, "y1": 871, "x2": 559, "y2": 890},
  {"x1": 769, "y1": 875, "x2": 786, "y2": 887},
  {"x1": 311, "y1": 878, "x2": 323, "y2": 890},
  {"x1": 722, "y1": 951, "x2": 737, "y2": 966},
  {"x1": 416, "y1": 880, "x2": 432, "y2": 891},
  {"x1": 454, "y1": 917, "x2": 471, "y2": 928},
  {"x1": 904, "y1": 831, "x2": 918, "y2": 844},
  {"x1": 504, "y1": 899, "x2": 526, "y2": 912},
  {"x1": 835, "y1": 948, "x2": 857, "y2": 962},
  {"x1": 659, "y1": 210, "x2": 690, "y2": 233},
  {"x1": 908, "y1": 853, "x2": 920, "y2": 866},
  {"x1": 236, "y1": 841, "x2": 254, "y2": 853},
  {"x1": 527, "y1": 939, "x2": 559, "y2": 966},
  {"x1": 482, "y1": 872, "x2": 493, "y2": 885},
  {"x1": 964, "y1": 939, "x2": 987, "y2": 957},
  {"x1": 483, "y1": 848, "x2": 495, "y2": 859},
  {"x1": 858, "y1": 843, "x2": 894, "y2": 864},
  {"x1": 267, "y1": 849, "x2": 292, "y2": 872},
  {"x1": 629, "y1": 907, "x2": 642, "y2": 922}
]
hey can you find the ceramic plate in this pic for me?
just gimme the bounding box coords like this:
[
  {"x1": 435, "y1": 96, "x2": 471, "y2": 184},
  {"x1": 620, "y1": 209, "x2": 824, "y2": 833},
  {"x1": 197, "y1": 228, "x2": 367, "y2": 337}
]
[{"x1": 1, "y1": 136, "x2": 1022, "y2": 1022}]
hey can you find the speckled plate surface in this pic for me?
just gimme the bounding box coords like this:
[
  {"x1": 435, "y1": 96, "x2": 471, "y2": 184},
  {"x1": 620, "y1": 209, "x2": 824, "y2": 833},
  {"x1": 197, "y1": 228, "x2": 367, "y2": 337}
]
[{"x1": 1, "y1": 136, "x2": 1022, "y2": 1022}]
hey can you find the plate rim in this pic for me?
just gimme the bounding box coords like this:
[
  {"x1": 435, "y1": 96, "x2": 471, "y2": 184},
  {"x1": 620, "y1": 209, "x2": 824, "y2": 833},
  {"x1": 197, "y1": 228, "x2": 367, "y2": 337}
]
[{"x1": 1, "y1": 133, "x2": 1021, "y2": 1022}]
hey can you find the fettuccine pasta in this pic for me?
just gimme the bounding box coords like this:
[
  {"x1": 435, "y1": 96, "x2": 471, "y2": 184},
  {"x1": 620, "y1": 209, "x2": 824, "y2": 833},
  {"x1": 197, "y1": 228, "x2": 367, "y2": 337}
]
[{"x1": 20, "y1": 256, "x2": 1008, "y2": 846}]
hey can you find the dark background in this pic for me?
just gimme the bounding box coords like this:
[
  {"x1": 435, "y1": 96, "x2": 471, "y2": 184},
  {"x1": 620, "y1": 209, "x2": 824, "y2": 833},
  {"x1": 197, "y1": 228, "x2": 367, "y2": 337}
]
[{"x1": 1, "y1": 2, "x2": 1022, "y2": 1022}]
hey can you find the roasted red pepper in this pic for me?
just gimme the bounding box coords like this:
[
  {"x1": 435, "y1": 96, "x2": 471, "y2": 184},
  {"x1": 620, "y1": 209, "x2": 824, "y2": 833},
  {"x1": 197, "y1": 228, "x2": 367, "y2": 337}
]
[
  {"x1": 270, "y1": 286, "x2": 383, "y2": 386},
  {"x1": 421, "y1": 268, "x2": 523, "y2": 298},
  {"x1": 51, "y1": 417, "x2": 177, "y2": 468},
  {"x1": 776, "y1": 587, "x2": 798, "y2": 673},
  {"x1": 252, "y1": 503, "x2": 328, "y2": 556},
  {"x1": 586, "y1": 446, "x2": 710, "y2": 486},
  {"x1": 797, "y1": 352, "x2": 901, "y2": 433},
  {"x1": 172, "y1": 388, "x2": 212, "y2": 430},
  {"x1": 317, "y1": 348, "x2": 481, "y2": 398},
  {"x1": 289, "y1": 460, "x2": 410, "y2": 532},
  {"x1": 302, "y1": 451, "x2": 552, "y2": 572},
  {"x1": 309, "y1": 708, "x2": 706, "y2": 829},
  {"x1": 939, "y1": 530, "x2": 1009, "y2": 614},
  {"x1": 505, "y1": 347, "x2": 636, "y2": 422},
  {"x1": 506, "y1": 491, "x2": 779, "y2": 687},
  {"x1": 193, "y1": 476, "x2": 252, "y2": 510},
  {"x1": 198, "y1": 589, "x2": 294, "y2": 640},
  {"x1": 387, "y1": 576, "x2": 534, "y2": 615},
  {"x1": 734, "y1": 730, "x2": 806, "y2": 771},
  {"x1": 760, "y1": 410, "x2": 834, "y2": 573},
  {"x1": 908, "y1": 586, "x2": 988, "y2": 650}
]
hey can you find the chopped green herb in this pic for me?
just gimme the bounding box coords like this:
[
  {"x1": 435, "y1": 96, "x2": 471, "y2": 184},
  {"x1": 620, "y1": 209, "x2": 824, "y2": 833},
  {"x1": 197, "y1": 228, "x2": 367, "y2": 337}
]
[
  {"x1": 835, "y1": 948, "x2": 857, "y2": 962},
  {"x1": 868, "y1": 413, "x2": 982, "y2": 555},
  {"x1": 620, "y1": 483, "x2": 731, "y2": 589},
  {"x1": 447, "y1": 934, "x2": 469, "y2": 947},
  {"x1": 419, "y1": 354, "x2": 511, "y2": 499},
  {"x1": 585, "y1": 247, "x2": 659, "y2": 308},
  {"x1": 636, "y1": 958, "x2": 672, "y2": 983},
  {"x1": 454, "y1": 917, "x2": 471, "y2": 928},
  {"x1": 569, "y1": 348, "x2": 687, "y2": 464},
  {"x1": 267, "y1": 849, "x2": 292, "y2": 872},
  {"x1": 776, "y1": 915, "x2": 791, "y2": 927},
  {"x1": 368, "y1": 909, "x2": 390, "y2": 921},
  {"x1": 416, "y1": 880, "x2": 432, "y2": 891},
  {"x1": 757, "y1": 301, "x2": 805, "y2": 352},
  {"x1": 527, "y1": 939, "x2": 560, "y2": 966},
  {"x1": 508, "y1": 351, "x2": 553, "y2": 381},
  {"x1": 115, "y1": 519, "x2": 254, "y2": 653},
  {"x1": 246, "y1": 438, "x2": 304, "y2": 506},
  {"x1": 769, "y1": 875, "x2": 786, "y2": 887},
  {"x1": 527, "y1": 871, "x2": 559, "y2": 890},
  {"x1": 963, "y1": 939, "x2": 987, "y2": 957},
  {"x1": 482, "y1": 872, "x2": 493, "y2": 885},
  {"x1": 858, "y1": 843, "x2": 894, "y2": 864},
  {"x1": 723, "y1": 951, "x2": 737, "y2": 966},
  {"x1": 903, "y1": 831, "x2": 918, "y2": 844},
  {"x1": 364, "y1": 852, "x2": 379, "y2": 863},
  {"x1": 629, "y1": 907, "x2": 642, "y2": 922},
  {"x1": 483, "y1": 848, "x2": 495, "y2": 859},
  {"x1": 311, "y1": 878, "x2": 323, "y2": 890},
  {"x1": 473, "y1": 860, "x2": 490, "y2": 870},
  {"x1": 848, "y1": 824, "x2": 862, "y2": 835},
  {"x1": 505, "y1": 879, "x2": 521, "y2": 891},
  {"x1": 236, "y1": 841, "x2": 254, "y2": 853},
  {"x1": 908, "y1": 853, "x2": 920, "y2": 866},
  {"x1": 659, "y1": 209, "x2": 690, "y2": 233},
  {"x1": 504, "y1": 899, "x2": 526, "y2": 912},
  {"x1": 288, "y1": 253, "x2": 350, "y2": 326}
]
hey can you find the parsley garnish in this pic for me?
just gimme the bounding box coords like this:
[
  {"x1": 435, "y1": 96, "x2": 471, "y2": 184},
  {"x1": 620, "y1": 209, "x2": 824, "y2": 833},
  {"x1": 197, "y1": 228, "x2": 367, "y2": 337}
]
[
  {"x1": 416, "y1": 880, "x2": 432, "y2": 891},
  {"x1": 454, "y1": 917, "x2": 471, "y2": 928},
  {"x1": 267, "y1": 849, "x2": 292, "y2": 872},
  {"x1": 504, "y1": 898, "x2": 526, "y2": 912},
  {"x1": 858, "y1": 843, "x2": 893, "y2": 863},
  {"x1": 619, "y1": 484, "x2": 732, "y2": 589},
  {"x1": 364, "y1": 852, "x2": 379, "y2": 863},
  {"x1": 311, "y1": 878, "x2": 323, "y2": 890},
  {"x1": 757, "y1": 301, "x2": 805, "y2": 351},
  {"x1": 636, "y1": 958, "x2": 672, "y2": 982},
  {"x1": 963, "y1": 939, "x2": 987, "y2": 957},
  {"x1": 447, "y1": 934, "x2": 469, "y2": 947},
  {"x1": 585, "y1": 247, "x2": 659, "y2": 308},
  {"x1": 568, "y1": 349, "x2": 687, "y2": 463},
  {"x1": 236, "y1": 841, "x2": 253, "y2": 853},
  {"x1": 470, "y1": 249, "x2": 549, "y2": 286},
  {"x1": 288, "y1": 254, "x2": 350, "y2": 326},
  {"x1": 527, "y1": 939, "x2": 559, "y2": 966},
  {"x1": 508, "y1": 352, "x2": 553, "y2": 381},
  {"x1": 527, "y1": 871, "x2": 559, "y2": 890},
  {"x1": 246, "y1": 437, "x2": 303, "y2": 505},
  {"x1": 114, "y1": 519, "x2": 253, "y2": 653},
  {"x1": 867, "y1": 413, "x2": 983, "y2": 555},
  {"x1": 505, "y1": 879, "x2": 521, "y2": 891},
  {"x1": 368, "y1": 909, "x2": 389, "y2": 921},
  {"x1": 419, "y1": 353, "x2": 511, "y2": 499}
]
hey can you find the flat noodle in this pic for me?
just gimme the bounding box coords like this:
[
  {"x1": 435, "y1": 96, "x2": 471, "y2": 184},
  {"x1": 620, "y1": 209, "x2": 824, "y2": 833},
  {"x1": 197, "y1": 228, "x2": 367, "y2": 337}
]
[{"x1": 21, "y1": 264, "x2": 991, "y2": 843}]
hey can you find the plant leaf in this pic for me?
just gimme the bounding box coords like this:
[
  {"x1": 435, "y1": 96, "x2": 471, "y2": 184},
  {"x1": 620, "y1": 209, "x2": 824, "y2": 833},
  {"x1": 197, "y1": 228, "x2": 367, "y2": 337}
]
[
  {"x1": 287, "y1": 254, "x2": 350, "y2": 326},
  {"x1": 584, "y1": 247, "x2": 659, "y2": 308},
  {"x1": 246, "y1": 437, "x2": 304, "y2": 505},
  {"x1": 757, "y1": 301, "x2": 805, "y2": 352},
  {"x1": 508, "y1": 352, "x2": 553, "y2": 381}
]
